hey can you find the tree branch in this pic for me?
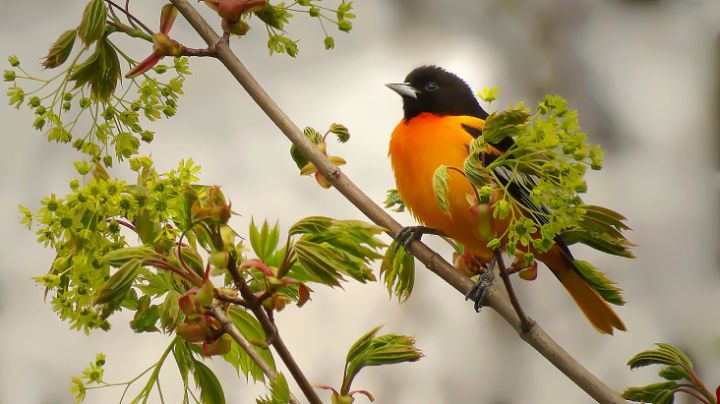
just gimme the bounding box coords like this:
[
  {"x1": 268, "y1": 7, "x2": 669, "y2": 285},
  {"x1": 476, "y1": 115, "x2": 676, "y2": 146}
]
[
  {"x1": 207, "y1": 305, "x2": 300, "y2": 404},
  {"x1": 226, "y1": 258, "x2": 324, "y2": 404},
  {"x1": 169, "y1": 1, "x2": 626, "y2": 402}
]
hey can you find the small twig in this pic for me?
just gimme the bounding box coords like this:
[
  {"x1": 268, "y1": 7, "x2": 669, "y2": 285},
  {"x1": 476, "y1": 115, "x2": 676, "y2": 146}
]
[
  {"x1": 104, "y1": 0, "x2": 154, "y2": 35},
  {"x1": 214, "y1": 293, "x2": 247, "y2": 307},
  {"x1": 181, "y1": 46, "x2": 218, "y2": 57},
  {"x1": 493, "y1": 249, "x2": 532, "y2": 332},
  {"x1": 208, "y1": 306, "x2": 299, "y2": 404},
  {"x1": 146, "y1": 258, "x2": 201, "y2": 286},
  {"x1": 227, "y1": 258, "x2": 323, "y2": 404}
]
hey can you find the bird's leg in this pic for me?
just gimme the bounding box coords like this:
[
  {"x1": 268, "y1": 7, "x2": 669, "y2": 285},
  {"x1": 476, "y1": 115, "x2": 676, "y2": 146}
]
[
  {"x1": 465, "y1": 255, "x2": 496, "y2": 312},
  {"x1": 393, "y1": 226, "x2": 447, "y2": 252}
]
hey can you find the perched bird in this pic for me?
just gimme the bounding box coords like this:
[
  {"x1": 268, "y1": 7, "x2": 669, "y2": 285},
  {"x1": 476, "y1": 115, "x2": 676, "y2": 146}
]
[{"x1": 386, "y1": 65, "x2": 626, "y2": 334}]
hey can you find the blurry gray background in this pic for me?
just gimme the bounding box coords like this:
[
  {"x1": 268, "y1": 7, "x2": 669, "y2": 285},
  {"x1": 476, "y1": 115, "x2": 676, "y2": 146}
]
[{"x1": 1, "y1": 0, "x2": 719, "y2": 403}]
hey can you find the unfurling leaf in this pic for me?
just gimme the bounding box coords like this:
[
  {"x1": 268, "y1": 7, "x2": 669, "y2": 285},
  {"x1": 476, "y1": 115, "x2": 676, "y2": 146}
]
[
  {"x1": 432, "y1": 165, "x2": 451, "y2": 217},
  {"x1": 78, "y1": 0, "x2": 108, "y2": 45},
  {"x1": 192, "y1": 359, "x2": 226, "y2": 404},
  {"x1": 94, "y1": 259, "x2": 142, "y2": 312},
  {"x1": 482, "y1": 109, "x2": 529, "y2": 144},
  {"x1": 628, "y1": 343, "x2": 693, "y2": 370},
  {"x1": 380, "y1": 241, "x2": 414, "y2": 302},
  {"x1": 384, "y1": 189, "x2": 405, "y2": 213},
  {"x1": 42, "y1": 29, "x2": 77, "y2": 69},
  {"x1": 101, "y1": 246, "x2": 158, "y2": 267},
  {"x1": 328, "y1": 123, "x2": 350, "y2": 142},
  {"x1": 572, "y1": 260, "x2": 624, "y2": 306},
  {"x1": 622, "y1": 382, "x2": 678, "y2": 403},
  {"x1": 341, "y1": 326, "x2": 422, "y2": 396},
  {"x1": 70, "y1": 39, "x2": 121, "y2": 102}
]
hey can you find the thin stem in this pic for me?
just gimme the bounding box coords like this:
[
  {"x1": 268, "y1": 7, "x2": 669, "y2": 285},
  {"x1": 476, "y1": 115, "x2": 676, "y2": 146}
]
[
  {"x1": 104, "y1": 0, "x2": 153, "y2": 35},
  {"x1": 673, "y1": 387, "x2": 711, "y2": 404},
  {"x1": 207, "y1": 306, "x2": 299, "y2": 404},
  {"x1": 686, "y1": 368, "x2": 717, "y2": 403},
  {"x1": 227, "y1": 258, "x2": 323, "y2": 404},
  {"x1": 493, "y1": 249, "x2": 532, "y2": 332},
  {"x1": 169, "y1": 1, "x2": 626, "y2": 402}
]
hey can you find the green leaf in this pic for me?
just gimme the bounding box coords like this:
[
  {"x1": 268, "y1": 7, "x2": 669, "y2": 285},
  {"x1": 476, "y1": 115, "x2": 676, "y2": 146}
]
[
  {"x1": 622, "y1": 381, "x2": 677, "y2": 402},
  {"x1": 432, "y1": 165, "x2": 451, "y2": 216},
  {"x1": 572, "y1": 260, "x2": 624, "y2": 305},
  {"x1": 192, "y1": 359, "x2": 226, "y2": 404},
  {"x1": 249, "y1": 219, "x2": 280, "y2": 262},
  {"x1": 293, "y1": 240, "x2": 345, "y2": 287},
  {"x1": 345, "y1": 326, "x2": 381, "y2": 365},
  {"x1": 658, "y1": 366, "x2": 691, "y2": 381},
  {"x1": 42, "y1": 29, "x2": 77, "y2": 69},
  {"x1": 342, "y1": 327, "x2": 422, "y2": 395},
  {"x1": 482, "y1": 109, "x2": 529, "y2": 144},
  {"x1": 384, "y1": 189, "x2": 405, "y2": 213},
  {"x1": 173, "y1": 340, "x2": 194, "y2": 391},
  {"x1": 78, "y1": 0, "x2": 107, "y2": 45},
  {"x1": 328, "y1": 123, "x2": 350, "y2": 143},
  {"x1": 70, "y1": 39, "x2": 120, "y2": 102},
  {"x1": 269, "y1": 373, "x2": 290, "y2": 403},
  {"x1": 226, "y1": 307, "x2": 276, "y2": 382},
  {"x1": 289, "y1": 216, "x2": 333, "y2": 236},
  {"x1": 101, "y1": 246, "x2": 158, "y2": 267},
  {"x1": 94, "y1": 259, "x2": 142, "y2": 306},
  {"x1": 130, "y1": 304, "x2": 160, "y2": 332},
  {"x1": 380, "y1": 241, "x2": 415, "y2": 302}
]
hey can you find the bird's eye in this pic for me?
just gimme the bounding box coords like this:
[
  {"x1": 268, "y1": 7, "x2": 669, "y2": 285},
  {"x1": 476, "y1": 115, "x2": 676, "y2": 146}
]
[{"x1": 425, "y1": 81, "x2": 439, "y2": 91}]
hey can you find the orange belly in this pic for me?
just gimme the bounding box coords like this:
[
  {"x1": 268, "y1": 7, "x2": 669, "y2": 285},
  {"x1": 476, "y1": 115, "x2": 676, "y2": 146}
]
[{"x1": 389, "y1": 113, "x2": 494, "y2": 261}]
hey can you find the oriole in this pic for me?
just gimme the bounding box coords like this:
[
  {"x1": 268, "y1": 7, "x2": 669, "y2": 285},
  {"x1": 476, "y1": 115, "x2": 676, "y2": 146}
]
[{"x1": 386, "y1": 66, "x2": 626, "y2": 334}]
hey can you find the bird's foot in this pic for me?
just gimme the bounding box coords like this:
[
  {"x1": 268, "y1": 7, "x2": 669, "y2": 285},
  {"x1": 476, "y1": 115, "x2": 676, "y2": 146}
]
[
  {"x1": 394, "y1": 226, "x2": 446, "y2": 252},
  {"x1": 465, "y1": 270, "x2": 496, "y2": 312}
]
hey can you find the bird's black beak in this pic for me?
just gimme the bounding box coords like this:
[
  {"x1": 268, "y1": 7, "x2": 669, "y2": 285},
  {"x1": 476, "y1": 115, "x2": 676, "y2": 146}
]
[{"x1": 385, "y1": 82, "x2": 418, "y2": 99}]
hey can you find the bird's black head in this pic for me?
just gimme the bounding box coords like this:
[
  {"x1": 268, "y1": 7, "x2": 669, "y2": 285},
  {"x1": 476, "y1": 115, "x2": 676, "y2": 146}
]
[{"x1": 386, "y1": 65, "x2": 488, "y2": 121}]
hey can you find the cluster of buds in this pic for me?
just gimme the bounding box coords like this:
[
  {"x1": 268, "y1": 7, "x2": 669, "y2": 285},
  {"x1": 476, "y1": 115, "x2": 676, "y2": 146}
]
[
  {"x1": 240, "y1": 259, "x2": 311, "y2": 311},
  {"x1": 176, "y1": 281, "x2": 238, "y2": 356},
  {"x1": 189, "y1": 186, "x2": 232, "y2": 225},
  {"x1": 202, "y1": 0, "x2": 268, "y2": 35}
]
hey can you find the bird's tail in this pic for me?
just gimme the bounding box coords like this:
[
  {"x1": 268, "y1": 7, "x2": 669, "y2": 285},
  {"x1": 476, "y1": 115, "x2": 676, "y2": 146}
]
[{"x1": 540, "y1": 245, "x2": 626, "y2": 335}]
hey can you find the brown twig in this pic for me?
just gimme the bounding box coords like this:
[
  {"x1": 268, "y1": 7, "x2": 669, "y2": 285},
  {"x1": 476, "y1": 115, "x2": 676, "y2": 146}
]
[
  {"x1": 104, "y1": 0, "x2": 154, "y2": 35},
  {"x1": 169, "y1": 0, "x2": 626, "y2": 402},
  {"x1": 493, "y1": 249, "x2": 532, "y2": 332},
  {"x1": 208, "y1": 306, "x2": 299, "y2": 404},
  {"x1": 227, "y1": 258, "x2": 323, "y2": 404}
]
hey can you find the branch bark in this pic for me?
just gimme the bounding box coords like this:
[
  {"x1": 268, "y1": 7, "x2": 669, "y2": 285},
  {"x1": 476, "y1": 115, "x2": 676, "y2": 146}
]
[
  {"x1": 170, "y1": 1, "x2": 626, "y2": 402},
  {"x1": 208, "y1": 305, "x2": 300, "y2": 404}
]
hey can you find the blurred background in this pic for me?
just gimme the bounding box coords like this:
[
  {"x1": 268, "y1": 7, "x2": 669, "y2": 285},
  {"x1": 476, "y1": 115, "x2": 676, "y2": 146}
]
[{"x1": 1, "y1": 0, "x2": 719, "y2": 402}]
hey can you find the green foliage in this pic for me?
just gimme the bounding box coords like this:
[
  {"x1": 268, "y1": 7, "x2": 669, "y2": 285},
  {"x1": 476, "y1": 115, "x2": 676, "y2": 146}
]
[
  {"x1": 477, "y1": 86, "x2": 499, "y2": 105},
  {"x1": 255, "y1": 1, "x2": 356, "y2": 57},
  {"x1": 289, "y1": 216, "x2": 385, "y2": 286},
  {"x1": 290, "y1": 123, "x2": 350, "y2": 188},
  {"x1": 380, "y1": 241, "x2": 415, "y2": 302},
  {"x1": 226, "y1": 308, "x2": 276, "y2": 382},
  {"x1": 624, "y1": 343, "x2": 717, "y2": 404},
  {"x1": 319, "y1": 326, "x2": 422, "y2": 400},
  {"x1": 383, "y1": 189, "x2": 405, "y2": 213},
  {"x1": 432, "y1": 165, "x2": 452, "y2": 217},
  {"x1": 454, "y1": 94, "x2": 633, "y2": 302},
  {"x1": 256, "y1": 373, "x2": 291, "y2": 404}
]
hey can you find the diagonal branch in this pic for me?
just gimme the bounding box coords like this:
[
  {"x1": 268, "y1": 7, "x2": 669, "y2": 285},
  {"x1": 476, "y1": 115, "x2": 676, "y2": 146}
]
[{"x1": 169, "y1": 1, "x2": 625, "y2": 403}]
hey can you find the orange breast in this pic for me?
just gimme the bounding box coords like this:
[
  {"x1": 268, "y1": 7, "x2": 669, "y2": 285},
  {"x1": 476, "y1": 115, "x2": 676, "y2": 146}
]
[{"x1": 388, "y1": 113, "x2": 493, "y2": 260}]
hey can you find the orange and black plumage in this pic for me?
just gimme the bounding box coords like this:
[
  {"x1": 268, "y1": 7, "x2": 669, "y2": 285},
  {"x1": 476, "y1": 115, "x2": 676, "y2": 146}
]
[{"x1": 387, "y1": 66, "x2": 625, "y2": 334}]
